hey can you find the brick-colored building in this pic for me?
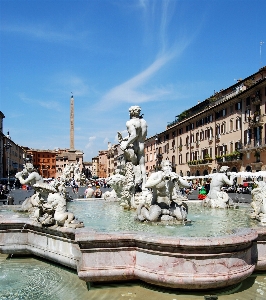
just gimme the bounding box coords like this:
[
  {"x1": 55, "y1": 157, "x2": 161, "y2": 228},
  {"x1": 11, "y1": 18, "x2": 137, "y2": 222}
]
[
  {"x1": 25, "y1": 148, "x2": 57, "y2": 179},
  {"x1": 98, "y1": 150, "x2": 108, "y2": 178}
]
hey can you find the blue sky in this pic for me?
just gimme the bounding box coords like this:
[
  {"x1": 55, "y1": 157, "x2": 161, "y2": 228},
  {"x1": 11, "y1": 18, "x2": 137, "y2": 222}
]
[{"x1": 0, "y1": 0, "x2": 265, "y2": 161}]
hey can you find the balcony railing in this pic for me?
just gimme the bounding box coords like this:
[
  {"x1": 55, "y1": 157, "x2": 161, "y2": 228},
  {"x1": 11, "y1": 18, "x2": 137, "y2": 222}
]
[
  {"x1": 244, "y1": 138, "x2": 266, "y2": 149},
  {"x1": 248, "y1": 115, "x2": 264, "y2": 128},
  {"x1": 251, "y1": 94, "x2": 261, "y2": 105}
]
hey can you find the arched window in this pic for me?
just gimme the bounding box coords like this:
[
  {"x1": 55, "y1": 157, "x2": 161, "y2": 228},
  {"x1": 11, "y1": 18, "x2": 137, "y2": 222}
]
[
  {"x1": 190, "y1": 134, "x2": 194, "y2": 143},
  {"x1": 216, "y1": 124, "x2": 221, "y2": 136},
  {"x1": 221, "y1": 122, "x2": 226, "y2": 134},
  {"x1": 236, "y1": 118, "x2": 241, "y2": 130},
  {"x1": 230, "y1": 119, "x2": 233, "y2": 131},
  {"x1": 172, "y1": 155, "x2": 175, "y2": 166}
]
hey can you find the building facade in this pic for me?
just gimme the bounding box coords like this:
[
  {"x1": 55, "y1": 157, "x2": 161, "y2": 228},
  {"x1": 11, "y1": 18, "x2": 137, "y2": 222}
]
[
  {"x1": 92, "y1": 156, "x2": 99, "y2": 178},
  {"x1": 98, "y1": 150, "x2": 108, "y2": 178},
  {"x1": 144, "y1": 66, "x2": 266, "y2": 177},
  {"x1": 0, "y1": 111, "x2": 5, "y2": 178},
  {"x1": 25, "y1": 148, "x2": 57, "y2": 179},
  {"x1": 2, "y1": 134, "x2": 25, "y2": 180},
  {"x1": 55, "y1": 148, "x2": 84, "y2": 178}
]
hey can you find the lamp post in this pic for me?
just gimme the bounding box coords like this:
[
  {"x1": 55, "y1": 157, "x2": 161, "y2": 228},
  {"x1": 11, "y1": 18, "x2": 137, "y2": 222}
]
[{"x1": 4, "y1": 141, "x2": 12, "y2": 191}]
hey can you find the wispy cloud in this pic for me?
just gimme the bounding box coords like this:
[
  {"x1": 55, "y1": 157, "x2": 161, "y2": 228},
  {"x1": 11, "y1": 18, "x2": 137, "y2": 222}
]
[
  {"x1": 99, "y1": 42, "x2": 188, "y2": 109},
  {"x1": 1, "y1": 23, "x2": 87, "y2": 44},
  {"x1": 85, "y1": 136, "x2": 96, "y2": 149},
  {"x1": 18, "y1": 93, "x2": 62, "y2": 111}
]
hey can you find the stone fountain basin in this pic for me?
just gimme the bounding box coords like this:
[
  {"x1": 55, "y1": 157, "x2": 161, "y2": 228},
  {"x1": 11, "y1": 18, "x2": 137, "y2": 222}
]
[{"x1": 1, "y1": 211, "x2": 266, "y2": 290}]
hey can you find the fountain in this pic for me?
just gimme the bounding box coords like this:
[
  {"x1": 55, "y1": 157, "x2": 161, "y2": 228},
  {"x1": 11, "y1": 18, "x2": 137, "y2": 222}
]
[
  {"x1": 1, "y1": 106, "x2": 266, "y2": 293},
  {"x1": 14, "y1": 162, "x2": 84, "y2": 228}
]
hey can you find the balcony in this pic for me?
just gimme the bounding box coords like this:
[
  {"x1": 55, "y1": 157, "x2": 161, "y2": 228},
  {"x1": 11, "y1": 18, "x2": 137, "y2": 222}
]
[
  {"x1": 251, "y1": 94, "x2": 261, "y2": 105},
  {"x1": 215, "y1": 152, "x2": 242, "y2": 163},
  {"x1": 248, "y1": 115, "x2": 264, "y2": 128},
  {"x1": 188, "y1": 158, "x2": 213, "y2": 166}
]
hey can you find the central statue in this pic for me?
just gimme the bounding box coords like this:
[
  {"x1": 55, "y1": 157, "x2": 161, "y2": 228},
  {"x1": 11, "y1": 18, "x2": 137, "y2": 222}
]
[
  {"x1": 118, "y1": 105, "x2": 147, "y2": 188},
  {"x1": 117, "y1": 106, "x2": 148, "y2": 208}
]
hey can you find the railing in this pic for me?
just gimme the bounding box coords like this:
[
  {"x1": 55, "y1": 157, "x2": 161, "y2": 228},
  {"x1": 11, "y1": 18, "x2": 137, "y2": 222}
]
[
  {"x1": 248, "y1": 115, "x2": 264, "y2": 128},
  {"x1": 244, "y1": 139, "x2": 266, "y2": 148}
]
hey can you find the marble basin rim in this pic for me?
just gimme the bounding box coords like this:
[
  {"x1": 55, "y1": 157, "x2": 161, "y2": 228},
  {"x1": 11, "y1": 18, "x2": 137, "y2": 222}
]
[{"x1": 1, "y1": 211, "x2": 266, "y2": 290}]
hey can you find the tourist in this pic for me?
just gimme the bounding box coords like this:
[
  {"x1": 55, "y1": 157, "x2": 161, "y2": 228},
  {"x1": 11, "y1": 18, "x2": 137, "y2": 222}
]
[
  {"x1": 84, "y1": 184, "x2": 94, "y2": 198},
  {"x1": 94, "y1": 185, "x2": 102, "y2": 198},
  {"x1": 70, "y1": 178, "x2": 77, "y2": 193}
]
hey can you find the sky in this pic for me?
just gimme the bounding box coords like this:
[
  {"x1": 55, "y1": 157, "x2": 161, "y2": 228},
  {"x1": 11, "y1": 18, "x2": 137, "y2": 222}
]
[{"x1": 0, "y1": 0, "x2": 265, "y2": 161}]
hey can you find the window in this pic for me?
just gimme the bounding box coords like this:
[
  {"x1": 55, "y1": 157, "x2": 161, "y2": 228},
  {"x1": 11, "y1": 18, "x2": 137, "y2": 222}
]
[
  {"x1": 230, "y1": 142, "x2": 233, "y2": 153},
  {"x1": 172, "y1": 155, "x2": 175, "y2": 166},
  {"x1": 178, "y1": 128, "x2": 183, "y2": 135},
  {"x1": 186, "y1": 152, "x2": 189, "y2": 163},
  {"x1": 179, "y1": 155, "x2": 182, "y2": 164},
  {"x1": 236, "y1": 118, "x2": 241, "y2": 130},
  {"x1": 205, "y1": 129, "x2": 209, "y2": 139},
  {"x1": 222, "y1": 108, "x2": 227, "y2": 117},
  {"x1": 221, "y1": 122, "x2": 226, "y2": 134},
  {"x1": 245, "y1": 110, "x2": 251, "y2": 121},
  {"x1": 199, "y1": 130, "x2": 203, "y2": 140},
  {"x1": 230, "y1": 119, "x2": 233, "y2": 131},
  {"x1": 171, "y1": 140, "x2": 175, "y2": 149},
  {"x1": 235, "y1": 101, "x2": 242, "y2": 110},
  {"x1": 246, "y1": 97, "x2": 250, "y2": 106},
  {"x1": 230, "y1": 105, "x2": 234, "y2": 114}
]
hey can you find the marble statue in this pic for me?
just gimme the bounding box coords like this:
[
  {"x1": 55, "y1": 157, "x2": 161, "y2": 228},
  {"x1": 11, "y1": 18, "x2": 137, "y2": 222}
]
[
  {"x1": 103, "y1": 169, "x2": 125, "y2": 201},
  {"x1": 15, "y1": 163, "x2": 43, "y2": 186},
  {"x1": 61, "y1": 164, "x2": 72, "y2": 182},
  {"x1": 117, "y1": 106, "x2": 148, "y2": 208},
  {"x1": 250, "y1": 181, "x2": 266, "y2": 223},
  {"x1": 118, "y1": 106, "x2": 147, "y2": 189},
  {"x1": 136, "y1": 160, "x2": 190, "y2": 223},
  {"x1": 44, "y1": 192, "x2": 83, "y2": 228},
  {"x1": 203, "y1": 166, "x2": 236, "y2": 209},
  {"x1": 15, "y1": 165, "x2": 83, "y2": 228}
]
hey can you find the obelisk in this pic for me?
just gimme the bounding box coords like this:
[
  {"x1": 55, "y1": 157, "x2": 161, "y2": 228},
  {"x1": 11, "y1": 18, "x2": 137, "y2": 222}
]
[{"x1": 70, "y1": 95, "x2": 74, "y2": 151}]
